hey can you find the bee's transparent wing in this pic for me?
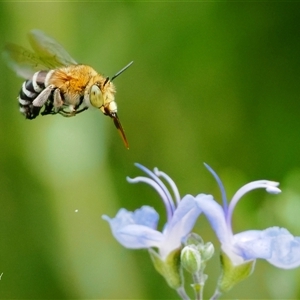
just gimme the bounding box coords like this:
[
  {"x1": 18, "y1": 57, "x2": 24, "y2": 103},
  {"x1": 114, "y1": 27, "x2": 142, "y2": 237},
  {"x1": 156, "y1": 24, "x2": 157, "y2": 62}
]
[
  {"x1": 3, "y1": 43, "x2": 50, "y2": 79},
  {"x1": 28, "y1": 29, "x2": 77, "y2": 68},
  {"x1": 3, "y1": 29, "x2": 77, "y2": 79}
]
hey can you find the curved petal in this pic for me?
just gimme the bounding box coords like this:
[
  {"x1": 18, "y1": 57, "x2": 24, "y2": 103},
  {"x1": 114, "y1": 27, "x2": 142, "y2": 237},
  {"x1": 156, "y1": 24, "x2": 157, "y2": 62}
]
[
  {"x1": 234, "y1": 227, "x2": 300, "y2": 269},
  {"x1": 233, "y1": 230, "x2": 273, "y2": 260},
  {"x1": 264, "y1": 227, "x2": 300, "y2": 269},
  {"x1": 102, "y1": 206, "x2": 164, "y2": 249},
  {"x1": 159, "y1": 194, "x2": 202, "y2": 259},
  {"x1": 110, "y1": 224, "x2": 164, "y2": 249},
  {"x1": 195, "y1": 193, "x2": 231, "y2": 245}
]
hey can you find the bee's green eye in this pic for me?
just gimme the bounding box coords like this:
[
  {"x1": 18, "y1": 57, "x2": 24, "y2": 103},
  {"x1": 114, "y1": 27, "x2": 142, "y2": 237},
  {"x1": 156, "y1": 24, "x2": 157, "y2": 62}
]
[{"x1": 90, "y1": 85, "x2": 104, "y2": 108}]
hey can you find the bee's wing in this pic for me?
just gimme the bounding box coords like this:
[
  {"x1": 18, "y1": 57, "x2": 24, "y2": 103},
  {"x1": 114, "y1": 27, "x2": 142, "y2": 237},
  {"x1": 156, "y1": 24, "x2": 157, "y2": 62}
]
[
  {"x1": 3, "y1": 43, "x2": 51, "y2": 79},
  {"x1": 28, "y1": 29, "x2": 77, "y2": 68},
  {"x1": 3, "y1": 29, "x2": 77, "y2": 80}
]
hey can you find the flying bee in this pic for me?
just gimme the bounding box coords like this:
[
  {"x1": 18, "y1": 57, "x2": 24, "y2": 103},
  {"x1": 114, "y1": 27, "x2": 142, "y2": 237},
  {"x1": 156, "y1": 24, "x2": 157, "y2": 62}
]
[{"x1": 3, "y1": 29, "x2": 133, "y2": 148}]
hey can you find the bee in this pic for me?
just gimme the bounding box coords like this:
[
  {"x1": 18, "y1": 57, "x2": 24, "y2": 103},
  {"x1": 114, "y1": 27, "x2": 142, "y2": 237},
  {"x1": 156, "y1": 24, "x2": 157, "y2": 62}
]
[{"x1": 3, "y1": 29, "x2": 133, "y2": 148}]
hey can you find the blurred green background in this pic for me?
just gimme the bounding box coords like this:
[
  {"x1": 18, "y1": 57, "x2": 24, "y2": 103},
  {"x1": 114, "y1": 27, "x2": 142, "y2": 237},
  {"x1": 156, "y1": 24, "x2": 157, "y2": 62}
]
[{"x1": 1, "y1": 2, "x2": 300, "y2": 299}]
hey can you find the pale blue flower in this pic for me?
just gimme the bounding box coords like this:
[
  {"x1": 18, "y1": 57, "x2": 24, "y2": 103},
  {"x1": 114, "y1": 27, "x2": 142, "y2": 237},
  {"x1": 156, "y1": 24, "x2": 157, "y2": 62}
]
[
  {"x1": 196, "y1": 163, "x2": 300, "y2": 269},
  {"x1": 102, "y1": 163, "x2": 208, "y2": 260}
]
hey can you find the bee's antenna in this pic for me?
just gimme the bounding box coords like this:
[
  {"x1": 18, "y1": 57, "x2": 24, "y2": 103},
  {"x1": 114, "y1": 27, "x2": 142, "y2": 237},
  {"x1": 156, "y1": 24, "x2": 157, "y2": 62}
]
[
  {"x1": 110, "y1": 61, "x2": 133, "y2": 82},
  {"x1": 103, "y1": 77, "x2": 110, "y2": 87}
]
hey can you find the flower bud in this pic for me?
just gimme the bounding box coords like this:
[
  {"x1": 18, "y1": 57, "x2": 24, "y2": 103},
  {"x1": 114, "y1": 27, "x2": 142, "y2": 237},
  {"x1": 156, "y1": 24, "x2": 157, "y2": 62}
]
[
  {"x1": 181, "y1": 245, "x2": 202, "y2": 274},
  {"x1": 184, "y1": 233, "x2": 204, "y2": 247},
  {"x1": 199, "y1": 242, "x2": 215, "y2": 262}
]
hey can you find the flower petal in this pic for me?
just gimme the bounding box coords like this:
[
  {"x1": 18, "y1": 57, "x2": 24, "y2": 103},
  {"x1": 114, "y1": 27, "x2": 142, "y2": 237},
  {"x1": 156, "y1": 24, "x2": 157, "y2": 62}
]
[
  {"x1": 264, "y1": 227, "x2": 300, "y2": 269},
  {"x1": 195, "y1": 194, "x2": 231, "y2": 245},
  {"x1": 233, "y1": 230, "x2": 273, "y2": 260},
  {"x1": 159, "y1": 195, "x2": 202, "y2": 259},
  {"x1": 234, "y1": 227, "x2": 300, "y2": 269},
  {"x1": 102, "y1": 206, "x2": 164, "y2": 249}
]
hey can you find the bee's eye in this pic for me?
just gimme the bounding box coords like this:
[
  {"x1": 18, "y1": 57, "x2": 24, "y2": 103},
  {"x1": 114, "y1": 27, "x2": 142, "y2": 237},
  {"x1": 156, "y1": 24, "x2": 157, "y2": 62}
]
[{"x1": 90, "y1": 85, "x2": 104, "y2": 108}]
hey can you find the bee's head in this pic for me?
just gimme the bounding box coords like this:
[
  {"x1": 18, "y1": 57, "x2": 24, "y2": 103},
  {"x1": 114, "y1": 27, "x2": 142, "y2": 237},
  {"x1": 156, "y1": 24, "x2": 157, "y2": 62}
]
[
  {"x1": 89, "y1": 80, "x2": 129, "y2": 149},
  {"x1": 88, "y1": 61, "x2": 133, "y2": 149},
  {"x1": 89, "y1": 79, "x2": 115, "y2": 111}
]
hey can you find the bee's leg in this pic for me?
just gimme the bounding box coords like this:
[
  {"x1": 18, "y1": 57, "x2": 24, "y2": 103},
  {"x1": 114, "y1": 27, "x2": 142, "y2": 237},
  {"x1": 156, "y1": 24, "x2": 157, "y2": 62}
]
[
  {"x1": 28, "y1": 84, "x2": 55, "y2": 119},
  {"x1": 74, "y1": 107, "x2": 88, "y2": 114},
  {"x1": 41, "y1": 100, "x2": 55, "y2": 116},
  {"x1": 58, "y1": 109, "x2": 78, "y2": 117},
  {"x1": 58, "y1": 110, "x2": 72, "y2": 117},
  {"x1": 72, "y1": 96, "x2": 88, "y2": 114},
  {"x1": 58, "y1": 106, "x2": 88, "y2": 117},
  {"x1": 58, "y1": 100, "x2": 88, "y2": 117},
  {"x1": 32, "y1": 84, "x2": 54, "y2": 107},
  {"x1": 53, "y1": 88, "x2": 64, "y2": 112}
]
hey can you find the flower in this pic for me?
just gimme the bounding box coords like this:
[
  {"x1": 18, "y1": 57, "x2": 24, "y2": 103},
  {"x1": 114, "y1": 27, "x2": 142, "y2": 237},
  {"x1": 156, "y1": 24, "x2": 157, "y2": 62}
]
[
  {"x1": 102, "y1": 163, "x2": 212, "y2": 292},
  {"x1": 102, "y1": 163, "x2": 209, "y2": 261},
  {"x1": 196, "y1": 163, "x2": 300, "y2": 269}
]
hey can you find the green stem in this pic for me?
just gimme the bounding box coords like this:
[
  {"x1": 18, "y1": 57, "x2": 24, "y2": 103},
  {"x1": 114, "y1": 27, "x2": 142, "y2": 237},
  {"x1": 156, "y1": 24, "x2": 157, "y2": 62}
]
[
  {"x1": 176, "y1": 286, "x2": 190, "y2": 300},
  {"x1": 210, "y1": 289, "x2": 222, "y2": 300},
  {"x1": 192, "y1": 273, "x2": 205, "y2": 300}
]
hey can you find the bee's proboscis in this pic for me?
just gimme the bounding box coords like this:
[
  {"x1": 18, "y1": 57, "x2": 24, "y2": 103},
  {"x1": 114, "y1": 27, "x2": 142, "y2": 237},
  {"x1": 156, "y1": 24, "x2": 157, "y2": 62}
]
[{"x1": 111, "y1": 113, "x2": 129, "y2": 149}]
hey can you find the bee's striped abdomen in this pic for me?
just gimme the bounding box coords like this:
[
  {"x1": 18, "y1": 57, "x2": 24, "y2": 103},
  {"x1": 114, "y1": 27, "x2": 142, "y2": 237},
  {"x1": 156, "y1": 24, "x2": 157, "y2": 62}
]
[{"x1": 18, "y1": 70, "x2": 50, "y2": 119}]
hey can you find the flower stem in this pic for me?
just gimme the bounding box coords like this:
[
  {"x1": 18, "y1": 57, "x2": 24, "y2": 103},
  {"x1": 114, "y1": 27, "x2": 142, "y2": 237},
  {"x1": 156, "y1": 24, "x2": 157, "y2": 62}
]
[
  {"x1": 192, "y1": 274, "x2": 201, "y2": 300},
  {"x1": 191, "y1": 271, "x2": 207, "y2": 300},
  {"x1": 176, "y1": 286, "x2": 190, "y2": 300},
  {"x1": 210, "y1": 289, "x2": 222, "y2": 300}
]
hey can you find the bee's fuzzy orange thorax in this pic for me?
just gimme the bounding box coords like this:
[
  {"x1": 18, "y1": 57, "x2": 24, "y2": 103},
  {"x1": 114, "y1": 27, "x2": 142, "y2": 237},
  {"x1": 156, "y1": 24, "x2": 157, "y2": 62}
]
[{"x1": 48, "y1": 65, "x2": 104, "y2": 106}]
